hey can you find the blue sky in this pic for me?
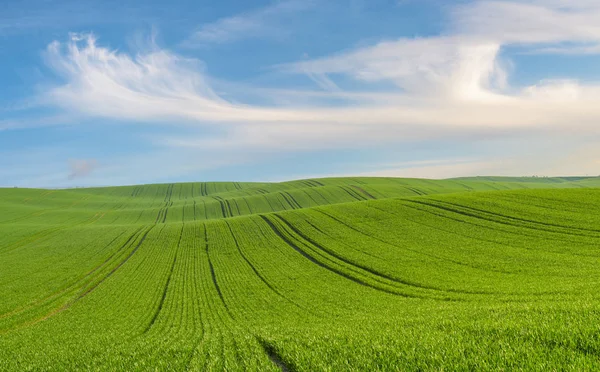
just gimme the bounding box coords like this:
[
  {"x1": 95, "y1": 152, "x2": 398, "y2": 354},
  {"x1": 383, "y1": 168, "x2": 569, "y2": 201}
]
[{"x1": 2, "y1": 0, "x2": 600, "y2": 187}]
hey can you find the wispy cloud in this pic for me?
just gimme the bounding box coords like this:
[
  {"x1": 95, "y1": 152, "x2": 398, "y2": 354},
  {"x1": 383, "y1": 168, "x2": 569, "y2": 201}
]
[
  {"x1": 452, "y1": 0, "x2": 600, "y2": 54},
  {"x1": 0, "y1": 114, "x2": 73, "y2": 132},
  {"x1": 183, "y1": 0, "x2": 312, "y2": 46},
  {"x1": 43, "y1": 33, "x2": 245, "y2": 123},
  {"x1": 0, "y1": 0, "x2": 157, "y2": 36},
  {"x1": 278, "y1": 37, "x2": 509, "y2": 101},
  {"x1": 39, "y1": 30, "x2": 600, "y2": 151},
  {"x1": 14, "y1": 0, "x2": 600, "y2": 184}
]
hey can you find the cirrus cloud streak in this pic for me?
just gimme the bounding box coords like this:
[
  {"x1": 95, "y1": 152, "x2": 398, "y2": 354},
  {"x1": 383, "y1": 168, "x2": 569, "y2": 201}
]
[{"x1": 25, "y1": 0, "x2": 600, "y2": 182}]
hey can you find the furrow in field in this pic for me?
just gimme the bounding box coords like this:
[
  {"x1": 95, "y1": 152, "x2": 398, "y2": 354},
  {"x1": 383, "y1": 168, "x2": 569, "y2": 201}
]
[
  {"x1": 77, "y1": 225, "x2": 156, "y2": 300},
  {"x1": 396, "y1": 201, "x2": 600, "y2": 262},
  {"x1": 0, "y1": 228, "x2": 136, "y2": 321},
  {"x1": 143, "y1": 225, "x2": 184, "y2": 333},
  {"x1": 161, "y1": 202, "x2": 170, "y2": 223},
  {"x1": 314, "y1": 200, "x2": 588, "y2": 296},
  {"x1": 345, "y1": 185, "x2": 369, "y2": 201},
  {"x1": 155, "y1": 207, "x2": 164, "y2": 224},
  {"x1": 337, "y1": 186, "x2": 364, "y2": 202},
  {"x1": 275, "y1": 213, "x2": 480, "y2": 296},
  {"x1": 405, "y1": 186, "x2": 425, "y2": 196},
  {"x1": 257, "y1": 337, "x2": 293, "y2": 372},
  {"x1": 223, "y1": 220, "x2": 308, "y2": 313},
  {"x1": 428, "y1": 198, "x2": 600, "y2": 236},
  {"x1": 0, "y1": 226, "x2": 159, "y2": 332},
  {"x1": 333, "y1": 202, "x2": 506, "y2": 264},
  {"x1": 225, "y1": 199, "x2": 235, "y2": 217},
  {"x1": 404, "y1": 199, "x2": 600, "y2": 241},
  {"x1": 204, "y1": 224, "x2": 233, "y2": 318},
  {"x1": 283, "y1": 192, "x2": 302, "y2": 209},
  {"x1": 212, "y1": 197, "x2": 229, "y2": 218},
  {"x1": 362, "y1": 204, "x2": 524, "y2": 274},
  {"x1": 259, "y1": 215, "x2": 423, "y2": 299},
  {"x1": 350, "y1": 185, "x2": 376, "y2": 199},
  {"x1": 278, "y1": 192, "x2": 298, "y2": 210},
  {"x1": 300, "y1": 189, "x2": 321, "y2": 207}
]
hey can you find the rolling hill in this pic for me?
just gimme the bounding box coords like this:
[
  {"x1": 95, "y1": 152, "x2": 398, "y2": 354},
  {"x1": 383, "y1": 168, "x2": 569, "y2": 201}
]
[{"x1": 2, "y1": 177, "x2": 600, "y2": 370}]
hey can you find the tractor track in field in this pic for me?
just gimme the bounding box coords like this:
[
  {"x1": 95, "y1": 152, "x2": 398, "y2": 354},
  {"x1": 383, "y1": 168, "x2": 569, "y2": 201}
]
[
  {"x1": 302, "y1": 218, "x2": 382, "y2": 261},
  {"x1": 261, "y1": 193, "x2": 277, "y2": 212},
  {"x1": 364, "y1": 203, "x2": 526, "y2": 275},
  {"x1": 0, "y1": 229, "x2": 135, "y2": 320},
  {"x1": 241, "y1": 197, "x2": 254, "y2": 214},
  {"x1": 278, "y1": 192, "x2": 299, "y2": 210},
  {"x1": 284, "y1": 192, "x2": 302, "y2": 209},
  {"x1": 212, "y1": 197, "x2": 229, "y2": 218},
  {"x1": 397, "y1": 201, "x2": 600, "y2": 256},
  {"x1": 200, "y1": 198, "x2": 208, "y2": 219},
  {"x1": 182, "y1": 331, "x2": 208, "y2": 371},
  {"x1": 337, "y1": 186, "x2": 364, "y2": 202},
  {"x1": 259, "y1": 215, "x2": 421, "y2": 299},
  {"x1": 1, "y1": 226, "x2": 157, "y2": 331},
  {"x1": 76, "y1": 225, "x2": 156, "y2": 300},
  {"x1": 301, "y1": 180, "x2": 314, "y2": 188},
  {"x1": 423, "y1": 199, "x2": 600, "y2": 236},
  {"x1": 312, "y1": 208, "x2": 491, "y2": 295},
  {"x1": 155, "y1": 209, "x2": 162, "y2": 224},
  {"x1": 224, "y1": 221, "x2": 309, "y2": 313},
  {"x1": 350, "y1": 185, "x2": 376, "y2": 199},
  {"x1": 344, "y1": 185, "x2": 369, "y2": 201},
  {"x1": 301, "y1": 189, "x2": 321, "y2": 206},
  {"x1": 144, "y1": 224, "x2": 184, "y2": 333},
  {"x1": 153, "y1": 184, "x2": 174, "y2": 224},
  {"x1": 318, "y1": 205, "x2": 528, "y2": 280},
  {"x1": 232, "y1": 199, "x2": 242, "y2": 216},
  {"x1": 257, "y1": 337, "x2": 294, "y2": 372},
  {"x1": 273, "y1": 214, "x2": 476, "y2": 296},
  {"x1": 405, "y1": 186, "x2": 426, "y2": 196},
  {"x1": 404, "y1": 199, "x2": 600, "y2": 240},
  {"x1": 225, "y1": 199, "x2": 235, "y2": 217},
  {"x1": 204, "y1": 225, "x2": 233, "y2": 318}
]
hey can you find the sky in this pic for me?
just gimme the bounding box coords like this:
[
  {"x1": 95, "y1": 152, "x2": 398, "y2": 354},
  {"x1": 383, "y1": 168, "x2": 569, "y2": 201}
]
[{"x1": 2, "y1": 0, "x2": 600, "y2": 187}]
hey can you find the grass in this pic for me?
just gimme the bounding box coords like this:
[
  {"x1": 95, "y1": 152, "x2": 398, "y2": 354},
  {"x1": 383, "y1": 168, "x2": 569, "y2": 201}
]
[{"x1": 2, "y1": 177, "x2": 600, "y2": 370}]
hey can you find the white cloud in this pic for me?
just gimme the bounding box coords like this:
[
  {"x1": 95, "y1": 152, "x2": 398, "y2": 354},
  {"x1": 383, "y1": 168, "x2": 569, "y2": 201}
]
[
  {"x1": 183, "y1": 0, "x2": 311, "y2": 46},
  {"x1": 278, "y1": 37, "x2": 509, "y2": 102},
  {"x1": 452, "y1": 0, "x2": 600, "y2": 53},
  {"x1": 40, "y1": 32, "x2": 600, "y2": 154},
  {"x1": 0, "y1": 114, "x2": 73, "y2": 131},
  {"x1": 531, "y1": 44, "x2": 600, "y2": 55},
  {"x1": 187, "y1": 16, "x2": 262, "y2": 45},
  {"x1": 43, "y1": 33, "x2": 279, "y2": 123},
  {"x1": 18, "y1": 0, "x2": 600, "y2": 184}
]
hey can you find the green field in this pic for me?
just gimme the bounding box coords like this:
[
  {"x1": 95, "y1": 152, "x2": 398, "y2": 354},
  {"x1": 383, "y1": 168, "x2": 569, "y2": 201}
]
[{"x1": 3, "y1": 176, "x2": 600, "y2": 370}]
